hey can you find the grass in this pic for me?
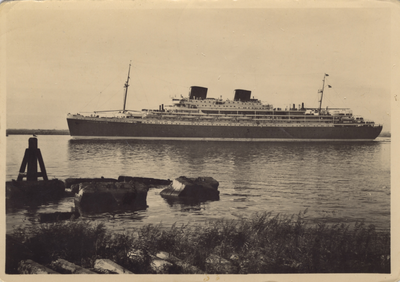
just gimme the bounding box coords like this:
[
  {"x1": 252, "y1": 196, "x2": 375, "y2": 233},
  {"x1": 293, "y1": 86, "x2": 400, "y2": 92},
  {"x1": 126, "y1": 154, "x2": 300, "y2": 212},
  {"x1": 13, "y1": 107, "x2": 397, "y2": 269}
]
[{"x1": 6, "y1": 210, "x2": 390, "y2": 274}]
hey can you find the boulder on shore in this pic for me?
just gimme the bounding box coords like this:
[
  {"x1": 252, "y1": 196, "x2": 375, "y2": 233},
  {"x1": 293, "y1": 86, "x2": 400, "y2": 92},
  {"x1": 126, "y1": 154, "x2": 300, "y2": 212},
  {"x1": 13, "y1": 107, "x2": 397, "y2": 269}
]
[
  {"x1": 205, "y1": 254, "x2": 235, "y2": 274},
  {"x1": 94, "y1": 259, "x2": 133, "y2": 274},
  {"x1": 160, "y1": 176, "x2": 219, "y2": 201},
  {"x1": 74, "y1": 181, "x2": 148, "y2": 215},
  {"x1": 155, "y1": 251, "x2": 204, "y2": 274},
  {"x1": 50, "y1": 259, "x2": 95, "y2": 274},
  {"x1": 18, "y1": 259, "x2": 59, "y2": 274}
]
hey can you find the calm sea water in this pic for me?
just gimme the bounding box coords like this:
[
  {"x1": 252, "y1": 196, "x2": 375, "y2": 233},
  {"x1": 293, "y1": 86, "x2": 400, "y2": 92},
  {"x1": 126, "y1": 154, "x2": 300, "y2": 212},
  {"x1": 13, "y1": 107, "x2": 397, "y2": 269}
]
[{"x1": 5, "y1": 135, "x2": 391, "y2": 234}]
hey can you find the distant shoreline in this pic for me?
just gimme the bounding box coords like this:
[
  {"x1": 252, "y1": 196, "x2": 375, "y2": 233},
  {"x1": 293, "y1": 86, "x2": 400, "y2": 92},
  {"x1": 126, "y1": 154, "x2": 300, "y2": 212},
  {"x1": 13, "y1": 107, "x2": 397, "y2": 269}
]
[
  {"x1": 6, "y1": 129, "x2": 70, "y2": 135},
  {"x1": 6, "y1": 129, "x2": 391, "y2": 138}
]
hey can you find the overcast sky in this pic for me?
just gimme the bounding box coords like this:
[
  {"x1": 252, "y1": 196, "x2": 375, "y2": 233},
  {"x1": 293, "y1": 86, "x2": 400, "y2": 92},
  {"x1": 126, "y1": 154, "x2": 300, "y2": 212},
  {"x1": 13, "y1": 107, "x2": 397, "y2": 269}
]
[{"x1": 1, "y1": 0, "x2": 398, "y2": 131}]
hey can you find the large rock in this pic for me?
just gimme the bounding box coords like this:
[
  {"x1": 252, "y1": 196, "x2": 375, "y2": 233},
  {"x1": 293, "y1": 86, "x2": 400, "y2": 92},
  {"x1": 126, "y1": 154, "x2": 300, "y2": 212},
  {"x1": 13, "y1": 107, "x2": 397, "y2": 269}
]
[
  {"x1": 127, "y1": 248, "x2": 175, "y2": 274},
  {"x1": 205, "y1": 254, "x2": 235, "y2": 274},
  {"x1": 160, "y1": 176, "x2": 219, "y2": 201},
  {"x1": 155, "y1": 251, "x2": 204, "y2": 274},
  {"x1": 50, "y1": 259, "x2": 95, "y2": 274},
  {"x1": 94, "y1": 259, "x2": 133, "y2": 274},
  {"x1": 150, "y1": 258, "x2": 174, "y2": 274},
  {"x1": 18, "y1": 259, "x2": 59, "y2": 274},
  {"x1": 74, "y1": 181, "x2": 148, "y2": 215},
  {"x1": 6, "y1": 179, "x2": 65, "y2": 203}
]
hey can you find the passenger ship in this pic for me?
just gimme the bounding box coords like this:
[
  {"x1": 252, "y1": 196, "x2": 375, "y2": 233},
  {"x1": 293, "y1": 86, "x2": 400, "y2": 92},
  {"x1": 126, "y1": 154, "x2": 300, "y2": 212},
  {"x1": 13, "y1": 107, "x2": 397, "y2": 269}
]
[{"x1": 67, "y1": 65, "x2": 383, "y2": 141}]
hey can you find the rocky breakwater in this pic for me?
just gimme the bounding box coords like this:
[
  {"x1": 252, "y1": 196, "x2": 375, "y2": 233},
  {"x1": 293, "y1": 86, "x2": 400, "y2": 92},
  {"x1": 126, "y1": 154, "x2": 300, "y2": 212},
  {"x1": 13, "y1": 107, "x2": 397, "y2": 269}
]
[
  {"x1": 74, "y1": 181, "x2": 149, "y2": 216},
  {"x1": 160, "y1": 176, "x2": 220, "y2": 202},
  {"x1": 6, "y1": 179, "x2": 65, "y2": 204},
  {"x1": 65, "y1": 177, "x2": 118, "y2": 194}
]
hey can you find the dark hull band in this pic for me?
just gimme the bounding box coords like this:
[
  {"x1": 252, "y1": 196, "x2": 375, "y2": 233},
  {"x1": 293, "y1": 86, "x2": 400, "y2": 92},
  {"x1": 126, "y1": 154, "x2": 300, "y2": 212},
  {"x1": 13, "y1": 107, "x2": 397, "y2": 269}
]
[{"x1": 67, "y1": 117, "x2": 383, "y2": 141}]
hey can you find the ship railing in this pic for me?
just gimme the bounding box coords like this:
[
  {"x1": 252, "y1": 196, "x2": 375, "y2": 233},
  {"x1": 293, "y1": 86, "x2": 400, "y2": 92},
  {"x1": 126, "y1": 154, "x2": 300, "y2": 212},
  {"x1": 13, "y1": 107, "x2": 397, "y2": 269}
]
[
  {"x1": 145, "y1": 114, "x2": 340, "y2": 124},
  {"x1": 141, "y1": 112, "x2": 378, "y2": 126}
]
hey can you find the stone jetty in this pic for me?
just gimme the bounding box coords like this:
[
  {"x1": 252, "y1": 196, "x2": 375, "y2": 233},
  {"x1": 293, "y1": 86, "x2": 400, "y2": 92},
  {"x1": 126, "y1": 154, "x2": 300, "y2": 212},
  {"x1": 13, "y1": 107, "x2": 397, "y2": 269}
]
[
  {"x1": 7, "y1": 137, "x2": 220, "y2": 216},
  {"x1": 118, "y1": 176, "x2": 172, "y2": 187},
  {"x1": 65, "y1": 177, "x2": 118, "y2": 193},
  {"x1": 6, "y1": 179, "x2": 65, "y2": 203},
  {"x1": 7, "y1": 174, "x2": 218, "y2": 221}
]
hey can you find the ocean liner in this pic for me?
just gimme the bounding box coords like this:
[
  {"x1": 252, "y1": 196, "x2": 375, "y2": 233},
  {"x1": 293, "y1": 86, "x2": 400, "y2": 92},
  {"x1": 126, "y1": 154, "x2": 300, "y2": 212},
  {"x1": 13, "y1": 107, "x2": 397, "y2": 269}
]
[{"x1": 67, "y1": 65, "x2": 383, "y2": 141}]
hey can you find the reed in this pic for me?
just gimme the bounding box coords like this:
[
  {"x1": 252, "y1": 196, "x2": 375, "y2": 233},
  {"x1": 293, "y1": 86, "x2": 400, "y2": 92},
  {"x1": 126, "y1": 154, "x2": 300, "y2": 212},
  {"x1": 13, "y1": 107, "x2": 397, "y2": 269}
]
[{"x1": 6, "y1": 211, "x2": 390, "y2": 274}]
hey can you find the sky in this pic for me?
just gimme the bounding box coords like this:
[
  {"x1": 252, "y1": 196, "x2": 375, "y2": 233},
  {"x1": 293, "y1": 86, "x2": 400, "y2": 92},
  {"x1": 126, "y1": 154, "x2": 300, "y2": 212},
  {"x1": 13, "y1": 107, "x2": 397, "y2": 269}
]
[{"x1": 1, "y1": 0, "x2": 398, "y2": 131}]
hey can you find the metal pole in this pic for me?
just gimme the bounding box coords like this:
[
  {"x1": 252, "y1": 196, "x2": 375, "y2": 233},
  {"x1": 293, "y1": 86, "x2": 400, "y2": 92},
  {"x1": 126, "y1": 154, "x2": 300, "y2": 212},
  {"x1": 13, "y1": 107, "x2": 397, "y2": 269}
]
[
  {"x1": 123, "y1": 63, "x2": 131, "y2": 112},
  {"x1": 318, "y1": 73, "x2": 328, "y2": 112}
]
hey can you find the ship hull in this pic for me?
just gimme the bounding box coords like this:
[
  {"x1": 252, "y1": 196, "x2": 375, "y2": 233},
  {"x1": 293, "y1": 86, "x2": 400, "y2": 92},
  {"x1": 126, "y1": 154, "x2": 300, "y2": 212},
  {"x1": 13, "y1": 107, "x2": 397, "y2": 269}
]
[{"x1": 67, "y1": 117, "x2": 383, "y2": 141}]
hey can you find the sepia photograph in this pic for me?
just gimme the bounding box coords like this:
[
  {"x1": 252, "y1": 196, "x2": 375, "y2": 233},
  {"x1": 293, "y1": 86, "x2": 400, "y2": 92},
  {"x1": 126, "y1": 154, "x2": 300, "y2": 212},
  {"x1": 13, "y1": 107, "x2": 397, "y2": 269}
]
[{"x1": 1, "y1": 0, "x2": 398, "y2": 281}]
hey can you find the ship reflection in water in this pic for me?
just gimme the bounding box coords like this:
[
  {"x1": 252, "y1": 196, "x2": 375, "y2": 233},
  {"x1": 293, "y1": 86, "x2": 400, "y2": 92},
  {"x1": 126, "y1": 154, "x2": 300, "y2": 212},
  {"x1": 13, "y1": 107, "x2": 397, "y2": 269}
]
[{"x1": 6, "y1": 135, "x2": 390, "y2": 234}]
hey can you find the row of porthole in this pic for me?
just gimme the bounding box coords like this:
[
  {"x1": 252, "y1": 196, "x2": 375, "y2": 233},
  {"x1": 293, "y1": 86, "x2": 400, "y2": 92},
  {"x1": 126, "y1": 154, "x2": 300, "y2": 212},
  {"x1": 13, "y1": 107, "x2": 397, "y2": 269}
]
[
  {"x1": 140, "y1": 121, "x2": 331, "y2": 127},
  {"x1": 143, "y1": 121, "x2": 331, "y2": 127},
  {"x1": 97, "y1": 119, "x2": 331, "y2": 128}
]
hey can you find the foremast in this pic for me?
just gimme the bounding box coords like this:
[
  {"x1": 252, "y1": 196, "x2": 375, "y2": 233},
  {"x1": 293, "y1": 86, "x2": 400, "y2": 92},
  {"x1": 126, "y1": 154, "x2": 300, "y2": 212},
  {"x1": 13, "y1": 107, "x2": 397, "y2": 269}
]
[
  {"x1": 123, "y1": 63, "x2": 131, "y2": 113},
  {"x1": 318, "y1": 73, "x2": 331, "y2": 112}
]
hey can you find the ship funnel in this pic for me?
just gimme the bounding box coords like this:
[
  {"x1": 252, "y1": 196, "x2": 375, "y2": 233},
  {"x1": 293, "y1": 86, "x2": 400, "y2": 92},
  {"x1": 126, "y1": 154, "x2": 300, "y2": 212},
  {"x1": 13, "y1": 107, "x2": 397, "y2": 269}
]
[
  {"x1": 234, "y1": 89, "x2": 251, "y2": 101},
  {"x1": 189, "y1": 86, "x2": 208, "y2": 100}
]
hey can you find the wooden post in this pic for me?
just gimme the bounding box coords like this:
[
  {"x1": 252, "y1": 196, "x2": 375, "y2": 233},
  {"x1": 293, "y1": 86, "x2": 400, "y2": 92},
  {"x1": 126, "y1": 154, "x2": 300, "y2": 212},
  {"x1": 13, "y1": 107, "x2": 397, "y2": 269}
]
[{"x1": 17, "y1": 137, "x2": 48, "y2": 181}]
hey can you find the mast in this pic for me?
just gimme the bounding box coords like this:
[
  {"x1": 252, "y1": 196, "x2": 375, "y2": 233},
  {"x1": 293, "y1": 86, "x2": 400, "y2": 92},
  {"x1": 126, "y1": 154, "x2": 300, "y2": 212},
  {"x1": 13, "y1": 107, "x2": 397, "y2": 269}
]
[
  {"x1": 123, "y1": 63, "x2": 131, "y2": 112},
  {"x1": 318, "y1": 73, "x2": 329, "y2": 112}
]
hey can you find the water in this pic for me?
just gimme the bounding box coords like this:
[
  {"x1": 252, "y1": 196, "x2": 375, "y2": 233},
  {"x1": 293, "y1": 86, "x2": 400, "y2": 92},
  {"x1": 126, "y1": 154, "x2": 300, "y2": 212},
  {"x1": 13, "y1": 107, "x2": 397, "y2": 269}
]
[{"x1": 5, "y1": 135, "x2": 391, "y2": 234}]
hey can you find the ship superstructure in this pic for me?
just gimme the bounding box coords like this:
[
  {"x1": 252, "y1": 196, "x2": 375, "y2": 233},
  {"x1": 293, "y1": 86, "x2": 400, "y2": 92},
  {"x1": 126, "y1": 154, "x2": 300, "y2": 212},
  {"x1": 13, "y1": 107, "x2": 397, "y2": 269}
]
[{"x1": 67, "y1": 68, "x2": 382, "y2": 141}]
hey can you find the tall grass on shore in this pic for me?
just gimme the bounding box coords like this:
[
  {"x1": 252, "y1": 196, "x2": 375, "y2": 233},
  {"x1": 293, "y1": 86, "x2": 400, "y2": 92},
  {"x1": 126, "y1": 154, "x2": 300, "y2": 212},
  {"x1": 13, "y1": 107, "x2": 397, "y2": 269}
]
[{"x1": 6, "y1": 211, "x2": 390, "y2": 274}]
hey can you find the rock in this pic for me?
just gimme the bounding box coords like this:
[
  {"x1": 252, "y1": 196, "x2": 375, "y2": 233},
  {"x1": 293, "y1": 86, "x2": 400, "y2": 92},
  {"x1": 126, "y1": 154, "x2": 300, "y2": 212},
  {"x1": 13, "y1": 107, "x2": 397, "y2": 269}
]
[
  {"x1": 6, "y1": 179, "x2": 65, "y2": 203},
  {"x1": 127, "y1": 248, "x2": 151, "y2": 269},
  {"x1": 150, "y1": 258, "x2": 174, "y2": 274},
  {"x1": 128, "y1": 249, "x2": 177, "y2": 274},
  {"x1": 90, "y1": 267, "x2": 116, "y2": 274},
  {"x1": 118, "y1": 176, "x2": 172, "y2": 187},
  {"x1": 74, "y1": 181, "x2": 148, "y2": 215},
  {"x1": 50, "y1": 259, "x2": 95, "y2": 274},
  {"x1": 205, "y1": 254, "x2": 235, "y2": 274},
  {"x1": 39, "y1": 212, "x2": 80, "y2": 223},
  {"x1": 70, "y1": 184, "x2": 80, "y2": 194},
  {"x1": 156, "y1": 251, "x2": 204, "y2": 274},
  {"x1": 64, "y1": 177, "x2": 118, "y2": 188},
  {"x1": 127, "y1": 249, "x2": 146, "y2": 261},
  {"x1": 160, "y1": 176, "x2": 219, "y2": 201},
  {"x1": 94, "y1": 259, "x2": 133, "y2": 274},
  {"x1": 18, "y1": 259, "x2": 59, "y2": 274},
  {"x1": 230, "y1": 254, "x2": 240, "y2": 261}
]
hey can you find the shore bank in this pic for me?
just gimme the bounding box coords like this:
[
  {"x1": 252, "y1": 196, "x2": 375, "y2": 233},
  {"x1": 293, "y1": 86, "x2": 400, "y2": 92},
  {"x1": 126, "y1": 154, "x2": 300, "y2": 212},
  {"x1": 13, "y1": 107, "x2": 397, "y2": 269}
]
[{"x1": 6, "y1": 210, "x2": 390, "y2": 274}]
